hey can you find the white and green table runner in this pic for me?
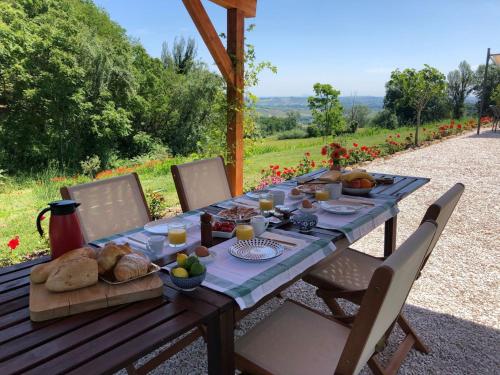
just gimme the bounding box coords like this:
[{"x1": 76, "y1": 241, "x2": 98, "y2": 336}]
[{"x1": 165, "y1": 229, "x2": 336, "y2": 309}]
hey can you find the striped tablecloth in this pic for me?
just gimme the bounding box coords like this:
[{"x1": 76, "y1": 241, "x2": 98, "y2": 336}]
[
  {"x1": 165, "y1": 229, "x2": 336, "y2": 309},
  {"x1": 91, "y1": 211, "x2": 202, "y2": 260},
  {"x1": 314, "y1": 196, "x2": 399, "y2": 243}
]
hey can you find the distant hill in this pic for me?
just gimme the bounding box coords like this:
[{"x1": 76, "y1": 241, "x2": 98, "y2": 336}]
[{"x1": 256, "y1": 96, "x2": 384, "y2": 120}]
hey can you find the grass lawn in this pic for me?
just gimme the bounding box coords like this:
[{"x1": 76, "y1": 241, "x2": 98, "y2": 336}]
[{"x1": 0, "y1": 119, "x2": 472, "y2": 265}]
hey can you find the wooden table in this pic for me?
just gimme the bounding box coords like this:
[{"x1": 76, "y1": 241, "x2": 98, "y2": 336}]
[
  {"x1": 0, "y1": 257, "x2": 225, "y2": 375},
  {"x1": 0, "y1": 170, "x2": 428, "y2": 375},
  {"x1": 171, "y1": 170, "x2": 430, "y2": 374}
]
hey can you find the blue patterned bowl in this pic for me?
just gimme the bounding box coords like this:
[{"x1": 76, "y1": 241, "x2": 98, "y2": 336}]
[
  {"x1": 291, "y1": 213, "x2": 318, "y2": 233},
  {"x1": 170, "y1": 270, "x2": 206, "y2": 291}
]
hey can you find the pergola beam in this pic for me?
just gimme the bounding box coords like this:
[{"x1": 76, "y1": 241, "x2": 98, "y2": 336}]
[
  {"x1": 209, "y1": 0, "x2": 256, "y2": 17},
  {"x1": 182, "y1": 0, "x2": 235, "y2": 86},
  {"x1": 183, "y1": 0, "x2": 254, "y2": 196}
]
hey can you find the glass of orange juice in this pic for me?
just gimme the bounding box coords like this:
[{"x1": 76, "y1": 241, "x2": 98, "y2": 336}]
[
  {"x1": 236, "y1": 224, "x2": 254, "y2": 241},
  {"x1": 315, "y1": 189, "x2": 330, "y2": 201},
  {"x1": 168, "y1": 222, "x2": 187, "y2": 247},
  {"x1": 259, "y1": 192, "x2": 274, "y2": 214}
]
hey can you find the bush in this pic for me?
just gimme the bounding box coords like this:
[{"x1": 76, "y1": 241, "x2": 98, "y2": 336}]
[
  {"x1": 371, "y1": 110, "x2": 399, "y2": 129},
  {"x1": 80, "y1": 155, "x2": 101, "y2": 178},
  {"x1": 306, "y1": 124, "x2": 321, "y2": 138},
  {"x1": 276, "y1": 129, "x2": 308, "y2": 140}
]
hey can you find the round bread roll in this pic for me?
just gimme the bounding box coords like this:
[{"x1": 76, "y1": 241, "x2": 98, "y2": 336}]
[
  {"x1": 113, "y1": 253, "x2": 150, "y2": 282},
  {"x1": 194, "y1": 245, "x2": 209, "y2": 257}
]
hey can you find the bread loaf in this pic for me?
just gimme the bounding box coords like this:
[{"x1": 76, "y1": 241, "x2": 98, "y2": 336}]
[
  {"x1": 30, "y1": 247, "x2": 96, "y2": 284},
  {"x1": 97, "y1": 243, "x2": 132, "y2": 274},
  {"x1": 113, "y1": 253, "x2": 150, "y2": 282},
  {"x1": 45, "y1": 257, "x2": 98, "y2": 292}
]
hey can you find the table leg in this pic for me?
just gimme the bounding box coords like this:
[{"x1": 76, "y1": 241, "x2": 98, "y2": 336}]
[
  {"x1": 207, "y1": 307, "x2": 235, "y2": 375},
  {"x1": 384, "y1": 215, "x2": 397, "y2": 257}
]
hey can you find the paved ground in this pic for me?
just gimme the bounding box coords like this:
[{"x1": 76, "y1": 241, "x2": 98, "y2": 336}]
[{"x1": 125, "y1": 130, "x2": 500, "y2": 374}]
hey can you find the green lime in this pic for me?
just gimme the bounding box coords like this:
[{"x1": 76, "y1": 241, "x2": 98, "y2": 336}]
[
  {"x1": 184, "y1": 255, "x2": 199, "y2": 271},
  {"x1": 189, "y1": 262, "x2": 205, "y2": 277}
]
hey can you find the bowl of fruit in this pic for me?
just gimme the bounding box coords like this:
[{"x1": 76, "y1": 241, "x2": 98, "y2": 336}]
[
  {"x1": 341, "y1": 171, "x2": 376, "y2": 196},
  {"x1": 170, "y1": 254, "x2": 207, "y2": 291},
  {"x1": 212, "y1": 220, "x2": 236, "y2": 238}
]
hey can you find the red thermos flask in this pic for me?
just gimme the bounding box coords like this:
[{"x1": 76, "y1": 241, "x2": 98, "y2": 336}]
[{"x1": 36, "y1": 200, "x2": 85, "y2": 259}]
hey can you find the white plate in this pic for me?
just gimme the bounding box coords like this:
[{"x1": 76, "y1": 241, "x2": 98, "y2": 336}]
[
  {"x1": 319, "y1": 201, "x2": 362, "y2": 215},
  {"x1": 245, "y1": 190, "x2": 268, "y2": 200},
  {"x1": 144, "y1": 219, "x2": 194, "y2": 235},
  {"x1": 229, "y1": 239, "x2": 284, "y2": 262}
]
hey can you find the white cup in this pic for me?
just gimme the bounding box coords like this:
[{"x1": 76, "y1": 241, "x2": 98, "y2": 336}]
[
  {"x1": 250, "y1": 215, "x2": 269, "y2": 236},
  {"x1": 147, "y1": 236, "x2": 165, "y2": 257},
  {"x1": 269, "y1": 189, "x2": 285, "y2": 206},
  {"x1": 326, "y1": 182, "x2": 342, "y2": 200}
]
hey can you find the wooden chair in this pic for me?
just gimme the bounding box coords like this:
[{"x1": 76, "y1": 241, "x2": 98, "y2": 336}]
[
  {"x1": 60, "y1": 173, "x2": 151, "y2": 243},
  {"x1": 171, "y1": 156, "x2": 232, "y2": 212},
  {"x1": 302, "y1": 183, "x2": 464, "y2": 354},
  {"x1": 235, "y1": 221, "x2": 438, "y2": 375}
]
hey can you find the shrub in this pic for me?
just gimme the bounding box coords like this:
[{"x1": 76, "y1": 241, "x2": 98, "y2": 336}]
[
  {"x1": 276, "y1": 129, "x2": 308, "y2": 140},
  {"x1": 372, "y1": 109, "x2": 399, "y2": 129},
  {"x1": 80, "y1": 155, "x2": 101, "y2": 178},
  {"x1": 147, "y1": 191, "x2": 167, "y2": 220},
  {"x1": 306, "y1": 124, "x2": 321, "y2": 138}
]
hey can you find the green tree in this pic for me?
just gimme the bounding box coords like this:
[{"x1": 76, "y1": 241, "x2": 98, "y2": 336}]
[
  {"x1": 371, "y1": 109, "x2": 399, "y2": 129},
  {"x1": 307, "y1": 83, "x2": 345, "y2": 139},
  {"x1": 385, "y1": 65, "x2": 446, "y2": 144},
  {"x1": 345, "y1": 103, "x2": 370, "y2": 133},
  {"x1": 447, "y1": 61, "x2": 474, "y2": 119},
  {"x1": 161, "y1": 36, "x2": 197, "y2": 74},
  {"x1": 473, "y1": 64, "x2": 500, "y2": 109}
]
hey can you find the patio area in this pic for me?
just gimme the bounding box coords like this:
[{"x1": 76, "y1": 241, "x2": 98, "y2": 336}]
[{"x1": 126, "y1": 130, "x2": 500, "y2": 374}]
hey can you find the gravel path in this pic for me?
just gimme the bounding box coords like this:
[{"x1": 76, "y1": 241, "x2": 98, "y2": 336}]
[{"x1": 125, "y1": 130, "x2": 500, "y2": 374}]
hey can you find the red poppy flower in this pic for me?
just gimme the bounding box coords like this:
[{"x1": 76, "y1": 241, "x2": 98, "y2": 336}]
[
  {"x1": 276, "y1": 171, "x2": 281, "y2": 176},
  {"x1": 311, "y1": 161, "x2": 316, "y2": 167},
  {"x1": 342, "y1": 153, "x2": 350, "y2": 159},
  {"x1": 7, "y1": 236, "x2": 20, "y2": 250},
  {"x1": 396, "y1": 134, "x2": 400, "y2": 138},
  {"x1": 457, "y1": 124, "x2": 462, "y2": 129},
  {"x1": 361, "y1": 145, "x2": 368, "y2": 151},
  {"x1": 353, "y1": 143, "x2": 358, "y2": 147},
  {"x1": 305, "y1": 152, "x2": 311, "y2": 157},
  {"x1": 321, "y1": 146, "x2": 327, "y2": 156},
  {"x1": 40, "y1": 215, "x2": 46, "y2": 221},
  {"x1": 274, "y1": 165, "x2": 280, "y2": 170}
]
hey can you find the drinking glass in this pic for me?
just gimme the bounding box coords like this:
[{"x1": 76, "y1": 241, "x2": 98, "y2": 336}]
[
  {"x1": 259, "y1": 192, "x2": 274, "y2": 214},
  {"x1": 315, "y1": 189, "x2": 330, "y2": 201},
  {"x1": 168, "y1": 222, "x2": 187, "y2": 247},
  {"x1": 236, "y1": 224, "x2": 254, "y2": 241}
]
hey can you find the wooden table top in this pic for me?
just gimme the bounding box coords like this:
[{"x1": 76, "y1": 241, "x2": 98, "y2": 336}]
[
  {"x1": 0, "y1": 256, "x2": 222, "y2": 375},
  {"x1": 0, "y1": 169, "x2": 429, "y2": 375}
]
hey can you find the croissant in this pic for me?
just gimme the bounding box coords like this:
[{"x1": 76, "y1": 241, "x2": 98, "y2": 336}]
[
  {"x1": 113, "y1": 253, "x2": 150, "y2": 282},
  {"x1": 97, "y1": 242, "x2": 132, "y2": 274}
]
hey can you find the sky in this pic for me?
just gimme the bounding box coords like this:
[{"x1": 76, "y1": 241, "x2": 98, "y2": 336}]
[{"x1": 94, "y1": 0, "x2": 500, "y2": 97}]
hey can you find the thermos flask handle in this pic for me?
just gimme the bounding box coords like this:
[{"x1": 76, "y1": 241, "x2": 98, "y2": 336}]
[{"x1": 36, "y1": 207, "x2": 51, "y2": 237}]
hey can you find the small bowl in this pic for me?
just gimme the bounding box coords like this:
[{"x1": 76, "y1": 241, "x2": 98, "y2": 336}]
[
  {"x1": 291, "y1": 213, "x2": 318, "y2": 233},
  {"x1": 197, "y1": 251, "x2": 216, "y2": 265},
  {"x1": 170, "y1": 270, "x2": 206, "y2": 291},
  {"x1": 299, "y1": 203, "x2": 318, "y2": 214}
]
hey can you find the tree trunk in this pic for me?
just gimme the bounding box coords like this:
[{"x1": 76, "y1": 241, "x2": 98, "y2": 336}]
[{"x1": 415, "y1": 109, "x2": 421, "y2": 145}]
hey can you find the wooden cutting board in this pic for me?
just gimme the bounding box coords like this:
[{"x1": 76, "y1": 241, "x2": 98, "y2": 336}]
[{"x1": 29, "y1": 274, "x2": 163, "y2": 322}]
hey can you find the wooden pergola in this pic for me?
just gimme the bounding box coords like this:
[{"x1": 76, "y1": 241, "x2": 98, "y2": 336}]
[{"x1": 182, "y1": 0, "x2": 257, "y2": 195}]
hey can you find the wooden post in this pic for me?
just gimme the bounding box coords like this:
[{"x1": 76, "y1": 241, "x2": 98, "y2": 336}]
[
  {"x1": 182, "y1": 1, "x2": 254, "y2": 196},
  {"x1": 477, "y1": 48, "x2": 490, "y2": 135},
  {"x1": 226, "y1": 8, "x2": 244, "y2": 196}
]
